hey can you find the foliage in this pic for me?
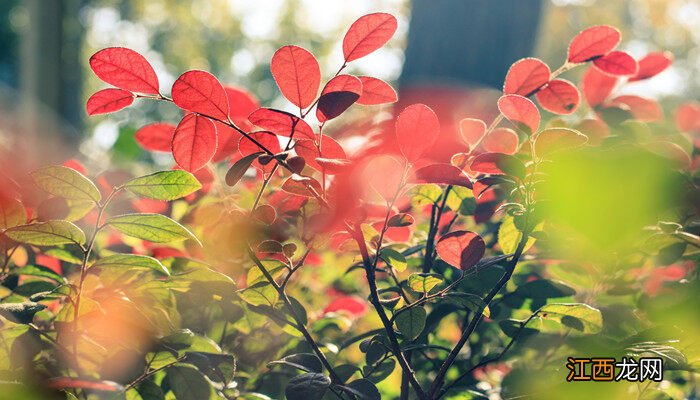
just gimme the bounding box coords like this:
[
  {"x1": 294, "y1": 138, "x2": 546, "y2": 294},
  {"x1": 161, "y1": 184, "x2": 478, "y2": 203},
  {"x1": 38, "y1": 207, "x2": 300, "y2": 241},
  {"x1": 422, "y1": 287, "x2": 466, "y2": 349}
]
[{"x1": 1, "y1": 12, "x2": 699, "y2": 400}]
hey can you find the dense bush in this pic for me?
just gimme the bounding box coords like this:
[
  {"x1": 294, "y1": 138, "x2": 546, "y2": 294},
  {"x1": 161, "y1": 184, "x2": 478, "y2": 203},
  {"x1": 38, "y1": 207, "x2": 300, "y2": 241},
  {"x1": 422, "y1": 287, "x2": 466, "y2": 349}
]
[{"x1": 1, "y1": 12, "x2": 698, "y2": 400}]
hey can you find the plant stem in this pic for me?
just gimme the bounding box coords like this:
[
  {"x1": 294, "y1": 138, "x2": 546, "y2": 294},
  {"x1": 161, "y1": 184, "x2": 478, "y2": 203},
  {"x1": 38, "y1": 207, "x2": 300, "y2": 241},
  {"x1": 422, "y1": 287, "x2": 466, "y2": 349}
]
[
  {"x1": 426, "y1": 225, "x2": 530, "y2": 398},
  {"x1": 423, "y1": 185, "x2": 453, "y2": 273},
  {"x1": 353, "y1": 225, "x2": 427, "y2": 399},
  {"x1": 245, "y1": 246, "x2": 343, "y2": 385}
]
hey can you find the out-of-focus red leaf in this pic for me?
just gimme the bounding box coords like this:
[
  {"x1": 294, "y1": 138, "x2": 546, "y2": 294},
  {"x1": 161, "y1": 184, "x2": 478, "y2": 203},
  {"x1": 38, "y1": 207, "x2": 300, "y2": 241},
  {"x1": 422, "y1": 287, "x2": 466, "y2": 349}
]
[
  {"x1": 582, "y1": 67, "x2": 618, "y2": 107},
  {"x1": 482, "y1": 127, "x2": 519, "y2": 154},
  {"x1": 172, "y1": 114, "x2": 218, "y2": 172},
  {"x1": 470, "y1": 152, "x2": 525, "y2": 180},
  {"x1": 224, "y1": 86, "x2": 260, "y2": 121},
  {"x1": 609, "y1": 95, "x2": 663, "y2": 122},
  {"x1": 294, "y1": 137, "x2": 347, "y2": 172},
  {"x1": 172, "y1": 70, "x2": 230, "y2": 120},
  {"x1": 459, "y1": 118, "x2": 487, "y2": 147},
  {"x1": 248, "y1": 108, "x2": 315, "y2": 139},
  {"x1": 212, "y1": 124, "x2": 240, "y2": 162},
  {"x1": 534, "y1": 127, "x2": 588, "y2": 159},
  {"x1": 356, "y1": 76, "x2": 397, "y2": 105},
  {"x1": 436, "y1": 230, "x2": 485, "y2": 271},
  {"x1": 567, "y1": 25, "x2": 621, "y2": 63},
  {"x1": 270, "y1": 45, "x2": 321, "y2": 109},
  {"x1": 629, "y1": 52, "x2": 673, "y2": 82},
  {"x1": 89, "y1": 47, "x2": 160, "y2": 94},
  {"x1": 535, "y1": 79, "x2": 580, "y2": 115},
  {"x1": 316, "y1": 75, "x2": 363, "y2": 122},
  {"x1": 47, "y1": 377, "x2": 124, "y2": 392},
  {"x1": 62, "y1": 159, "x2": 87, "y2": 175},
  {"x1": 396, "y1": 104, "x2": 440, "y2": 162},
  {"x1": 135, "y1": 123, "x2": 176, "y2": 152},
  {"x1": 497, "y1": 95, "x2": 540, "y2": 134},
  {"x1": 86, "y1": 88, "x2": 134, "y2": 115},
  {"x1": 132, "y1": 198, "x2": 168, "y2": 214},
  {"x1": 675, "y1": 102, "x2": 700, "y2": 134},
  {"x1": 411, "y1": 164, "x2": 472, "y2": 188},
  {"x1": 364, "y1": 155, "x2": 405, "y2": 200},
  {"x1": 324, "y1": 296, "x2": 368, "y2": 316},
  {"x1": 342, "y1": 13, "x2": 398, "y2": 62},
  {"x1": 593, "y1": 51, "x2": 639, "y2": 76},
  {"x1": 503, "y1": 58, "x2": 550, "y2": 96}
]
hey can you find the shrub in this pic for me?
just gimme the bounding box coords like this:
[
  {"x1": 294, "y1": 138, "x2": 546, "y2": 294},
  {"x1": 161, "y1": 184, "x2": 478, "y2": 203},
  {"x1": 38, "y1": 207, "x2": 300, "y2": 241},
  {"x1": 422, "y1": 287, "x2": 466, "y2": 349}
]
[{"x1": 0, "y1": 12, "x2": 697, "y2": 400}]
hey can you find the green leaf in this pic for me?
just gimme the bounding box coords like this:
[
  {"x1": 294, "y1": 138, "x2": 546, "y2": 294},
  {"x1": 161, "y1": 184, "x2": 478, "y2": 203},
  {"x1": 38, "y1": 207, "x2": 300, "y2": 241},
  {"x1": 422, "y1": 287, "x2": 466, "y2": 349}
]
[
  {"x1": 342, "y1": 379, "x2": 381, "y2": 400},
  {"x1": 93, "y1": 253, "x2": 169, "y2": 276},
  {"x1": 0, "y1": 302, "x2": 47, "y2": 324},
  {"x1": 394, "y1": 307, "x2": 426, "y2": 340},
  {"x1": 44, "y1": 248, "x2": 84, "y2": 264},
  {"x1": 268, "y1": 353, "x2": 323, "y2": 373},
  {"x1": 442, "y1": 292, "x2": 489, "y2": 317},
  {"x1": 4, "y1": 220, "x2": 85, "y2": 246},
  {"x1": 106, "y1": 213, "x2": 200, "y2": 245},
  {"x1": 538, "y1": 303, "x2": 603, "y2": 334},
  {"x1": 240, "y1": 282, "x2": 279, "y2": 307},
  {"x1": 514, "y1": 279, "x2": 575, "y2": 298},
  {"x1": 364, "y1": 358, "x2": 395, "y2": 383},
  {"x1": 12, "y1": 265, "x2": 64, "y2": 283},
  {"x1": 408, "y1": 273, "x2": 444, "y2": 293},
  {"x1": 123, "y1": 170, "x2": 201, "y2": 201},
  {"x1": 445, "y1": 186, "x2": 475, "y2": 215},
  {"x1": 409, "y1": 184, "x2": 442, "y2": 207},
  {"x1": 498, "y1": 215, "x2": 539, "y2": 255},
  {"x1": 246, "y1": 260, "x2": 286, "y2": 286},
  {"x1": 166, "y1": 365, "x2": 211, "y2": 400},
  {"x1": 30, "y1": 166, "x2": 101, "y2": 203},
  {"x1": 0, "y1": 196, "x2": 27, "y2": 229},
  {"x1": 284, "y1": 373, "x2": 331, "y2": 400},
  {"x1": 379, "y1": 248, "x2": 407, "y2": 272},
  {"x1": 387, "y1": 213, "x2": 414, "y2": 227}
]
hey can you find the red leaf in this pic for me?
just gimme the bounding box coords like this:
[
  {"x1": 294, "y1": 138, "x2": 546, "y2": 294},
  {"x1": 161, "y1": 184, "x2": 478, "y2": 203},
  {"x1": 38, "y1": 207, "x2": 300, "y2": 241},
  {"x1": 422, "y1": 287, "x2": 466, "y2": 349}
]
[
  {"x1": 534, "y1": 127, "x2": 588, "y2": 159},
  {"x1": 172, "y1": 114, "x2": 218, "y2": 172},
  {"x1": 62, "y1": 159, "x2": 87, "y2": 175},
  {"x1": 316, "y1": 75, "x2": 363, "y2": 122},
  {"x1": 535, "y1": 79, "x2": 581, "y2": 115},
  {"x1": 281, "y1": 175, "x2": 323, "y2": 197},
  {"x1": 470, "y1": 152, "x2": 526, "y2": 179},
  {"x1": 593, "y1": 51, "x2": 639, "y2": 76},
  {"x1": 675, "y1": 102, "x2": 700, "y2": 134},
  {"x1": 324, "y1": 296, "x2": 368, "y2": 316},
  {"x1": 294, "y1": 137, "x2": 347, "y2": 172},
  {"x1": 459, "y1": 118, "x2": 487, "y2": 146},
  {"x1": 248, "y1": 108, "x2": 315, "y2": 139},
  {"x1": 436, "y1": 230, "x2": 485, "y2": 271},
  {"x1": 135, "y1": 123, "x2": 176, "y2": 152},
  {"x1": 315, "y1": 158, "x2": 352, "y2": 175},
  {"x1": 609, "y1": 95, "x2": 663, "y2": 122},
  {"x1": 89, "y1": 47, "x2": 159, "y2": 94},
  {"x1": 412, "y1": 164, "x2": 472, "y2": 188},
  {"x1": 224, "y1": 86, "x2": 260, "y2": 121},
  {"x1": 47, "y1": 377, "x2": 124, "y2": 392},
  {"x1": 270, "y1": 45, "x2": 321, "y2": 109},
  {"x1": 482, "y1": 127, "x2": 519, "y2": 154},
  {"x1": 356, "y1": 76, "x2": 397, "y2": 105},
  {"x1": 629, "y1": 51, "x2": 673, "y2": 82},
  {"x1": 567, "y1": 25, "x2": 621, "y2": 63},
  {"x1": 86, "y1": 88, "x2": 134, "y2": 115},
  {"x1": 503, "y1": 58, "x2": 551, "y2": 97},
  {"x1": 582, "y1": 67, "x2": 618, "y2": 107},
  {"x1": 396, "y1": 104, "x2": 440, "y2": 162},
  {"x1": 497, "y1": 95, "x2": 540, "y2": 134},
  {"x1": 342, "y1": 13, "x2": 398, "y2": 62},
  {"x1": 172, "y1": 70, "x2": 230, "y2": 121}
]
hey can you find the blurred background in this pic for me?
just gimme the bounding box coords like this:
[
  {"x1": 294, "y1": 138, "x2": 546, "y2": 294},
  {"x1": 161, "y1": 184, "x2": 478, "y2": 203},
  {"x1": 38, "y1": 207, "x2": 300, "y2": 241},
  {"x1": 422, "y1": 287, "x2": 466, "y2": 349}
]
[{"x1": 0, "y1": 0, "x2": 698, "y2": 166}]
